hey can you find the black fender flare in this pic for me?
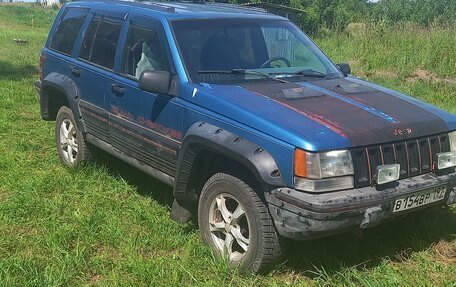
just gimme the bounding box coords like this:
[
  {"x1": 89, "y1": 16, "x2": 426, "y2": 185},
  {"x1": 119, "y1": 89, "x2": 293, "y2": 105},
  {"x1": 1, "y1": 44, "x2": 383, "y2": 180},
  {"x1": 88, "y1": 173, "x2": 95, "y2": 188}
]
[
  {"x1": 173, "y1": 122, "x2": 284, "y2": 203},
  {"x1": 41, "y1": 72, "x2": 86, "y2": 133}
]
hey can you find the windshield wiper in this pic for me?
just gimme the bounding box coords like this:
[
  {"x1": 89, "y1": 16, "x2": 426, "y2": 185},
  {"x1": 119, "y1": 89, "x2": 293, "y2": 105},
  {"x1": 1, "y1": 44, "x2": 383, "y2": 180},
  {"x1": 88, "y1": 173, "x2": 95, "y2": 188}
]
[
  {"x1": 197, "y1": 69, "x2": 290, "y2": 83},
  {"x1": 269, "y1": 69, "x2": 327, "y2": 78},
  {"x1": 294, "y1": 69, "x2": 326, "y2": 78}
]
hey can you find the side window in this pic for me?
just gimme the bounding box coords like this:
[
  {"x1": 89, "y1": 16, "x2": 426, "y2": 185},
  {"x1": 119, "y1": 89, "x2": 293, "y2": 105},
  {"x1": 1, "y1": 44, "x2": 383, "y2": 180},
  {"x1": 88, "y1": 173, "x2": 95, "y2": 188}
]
[
  {"x1": 50, "y1": 7, "x2": 89, "y2": 55},
  {"x1": 123, "y1": 25, "x2": 169, "y2": 79},
  {"x1": 80, "y1": 16, "x2": 122, "y2": 70},
  {"x1": 80, "y1": 17, "x2": 100, "y2": 61}
]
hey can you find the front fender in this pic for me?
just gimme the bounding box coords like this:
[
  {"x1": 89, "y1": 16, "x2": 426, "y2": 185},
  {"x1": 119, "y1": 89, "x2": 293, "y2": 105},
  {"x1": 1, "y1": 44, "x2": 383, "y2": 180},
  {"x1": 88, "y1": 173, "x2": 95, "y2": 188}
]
[{"x1": 173, "y1": 122, "x2": 284, "y2": 202}]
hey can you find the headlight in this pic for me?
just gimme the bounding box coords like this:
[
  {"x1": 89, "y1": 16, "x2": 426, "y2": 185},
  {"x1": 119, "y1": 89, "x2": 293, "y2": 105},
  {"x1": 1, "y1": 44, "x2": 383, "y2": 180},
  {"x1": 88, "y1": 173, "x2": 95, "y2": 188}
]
[
  {"x1": 449, "y1": 131, "x2": 456, "y2": 151},
  {"x1": 294, "y1": 149, "x2": 354, "y2": 193},
  {"x1": 295, "y1": 149, "x2": 354, "y2": 179}
]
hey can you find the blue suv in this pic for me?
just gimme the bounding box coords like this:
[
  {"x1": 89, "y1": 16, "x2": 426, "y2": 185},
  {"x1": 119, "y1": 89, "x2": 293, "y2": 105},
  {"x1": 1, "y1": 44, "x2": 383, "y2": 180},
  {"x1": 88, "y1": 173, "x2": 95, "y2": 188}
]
[{"x1": 36, "y1": 0, "x2": 456, "y2": 272}]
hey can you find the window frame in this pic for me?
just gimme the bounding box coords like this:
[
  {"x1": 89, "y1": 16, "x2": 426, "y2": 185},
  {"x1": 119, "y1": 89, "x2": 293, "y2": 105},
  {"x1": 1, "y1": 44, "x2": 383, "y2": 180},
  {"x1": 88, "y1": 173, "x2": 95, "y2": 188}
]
[
  {"x1": 77, "y1": 11, "x2": 126, "y2": 72},
  {"x1": 119, "y1": 15, "x2": 176, "y2": 82},
  {"x1": 49, "y1": 7, "x2": 90, "y2": 56},
  {"x1": 79, "y1": 15, "x2": 102, "y2": 63}
]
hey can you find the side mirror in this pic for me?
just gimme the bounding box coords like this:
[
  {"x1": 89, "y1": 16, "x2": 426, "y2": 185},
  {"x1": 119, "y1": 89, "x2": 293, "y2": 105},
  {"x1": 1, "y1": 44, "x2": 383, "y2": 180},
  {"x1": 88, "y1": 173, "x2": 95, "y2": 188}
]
[
  {"x1": 337, "y1": 63, "x2": 351, "y2": 76},
  {"x1": 138, "y1": 70, "x2": 172, "y2": 95}
]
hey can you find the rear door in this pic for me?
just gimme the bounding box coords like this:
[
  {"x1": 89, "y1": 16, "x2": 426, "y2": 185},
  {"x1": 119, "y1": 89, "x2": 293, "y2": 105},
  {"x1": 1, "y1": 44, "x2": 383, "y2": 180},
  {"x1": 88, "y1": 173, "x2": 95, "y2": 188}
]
[
  {"x1": 108, "y1": 14, "x2": 183, "y2": 177},
  {"x1": 72, "y1": 10, "x2": 126, "y2": 142},
  {"x1": 45, "y1": 7, "x2": 89, "y2": 78}
]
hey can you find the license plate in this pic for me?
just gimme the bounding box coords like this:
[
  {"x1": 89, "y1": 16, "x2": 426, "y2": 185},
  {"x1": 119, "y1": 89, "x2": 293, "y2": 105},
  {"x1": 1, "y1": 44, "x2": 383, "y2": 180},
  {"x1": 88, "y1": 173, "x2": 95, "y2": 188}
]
[{"x1": 393, "y1": 185, "x2": 447, "y2": 213}]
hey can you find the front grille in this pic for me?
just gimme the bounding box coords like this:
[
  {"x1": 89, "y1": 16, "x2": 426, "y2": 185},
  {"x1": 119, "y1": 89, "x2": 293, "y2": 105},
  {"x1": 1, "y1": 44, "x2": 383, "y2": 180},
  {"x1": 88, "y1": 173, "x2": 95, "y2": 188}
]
[{"x1": 352, "y1": 133, "x2": 450, "y2": 188}]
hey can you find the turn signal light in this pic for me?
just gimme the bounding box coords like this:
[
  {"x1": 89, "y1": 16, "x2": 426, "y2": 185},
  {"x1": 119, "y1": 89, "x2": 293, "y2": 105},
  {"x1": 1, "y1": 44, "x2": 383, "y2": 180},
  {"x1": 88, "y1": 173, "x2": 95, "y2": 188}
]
[{"x1": 294, "y1": 149, "x2": 307, "y2": 177}]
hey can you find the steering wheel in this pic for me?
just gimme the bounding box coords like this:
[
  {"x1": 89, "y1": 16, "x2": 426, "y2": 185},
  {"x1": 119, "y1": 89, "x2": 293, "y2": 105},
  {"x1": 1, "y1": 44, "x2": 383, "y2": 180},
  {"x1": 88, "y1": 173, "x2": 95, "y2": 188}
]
[{"x1": 260, "y1": 56, "x2": 291, "y2": 68}]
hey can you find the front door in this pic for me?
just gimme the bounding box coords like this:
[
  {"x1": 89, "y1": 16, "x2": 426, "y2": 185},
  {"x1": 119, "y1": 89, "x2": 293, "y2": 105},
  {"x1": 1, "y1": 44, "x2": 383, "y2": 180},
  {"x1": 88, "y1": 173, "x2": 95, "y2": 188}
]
[{"x1": 108, "y1": 14, "x2": 183, "y2": 177}]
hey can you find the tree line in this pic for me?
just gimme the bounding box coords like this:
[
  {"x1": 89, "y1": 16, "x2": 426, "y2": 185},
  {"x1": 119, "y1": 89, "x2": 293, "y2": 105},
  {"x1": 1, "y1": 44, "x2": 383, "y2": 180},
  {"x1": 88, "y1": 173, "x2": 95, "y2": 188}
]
[
  {"x1": 45, "y1": 0, "x2": 456, "y2": 34},
  {"x1": 233, "y1": 0, "x2": 456, "y2": 34}
]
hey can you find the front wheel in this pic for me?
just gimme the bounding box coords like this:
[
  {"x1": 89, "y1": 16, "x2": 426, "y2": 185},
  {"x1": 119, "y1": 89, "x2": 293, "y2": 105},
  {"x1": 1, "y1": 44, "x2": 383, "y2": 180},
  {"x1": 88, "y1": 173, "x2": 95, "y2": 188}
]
[{"x1": 198, "y1": 173, "x2": 282, "y2": 273}]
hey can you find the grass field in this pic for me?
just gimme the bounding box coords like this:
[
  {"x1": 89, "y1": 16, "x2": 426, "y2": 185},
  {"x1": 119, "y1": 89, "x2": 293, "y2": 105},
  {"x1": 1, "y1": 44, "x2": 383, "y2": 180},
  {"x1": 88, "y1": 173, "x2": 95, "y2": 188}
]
[{"x1": 0, "y1": 5, "x2": 455, "y2": 286}]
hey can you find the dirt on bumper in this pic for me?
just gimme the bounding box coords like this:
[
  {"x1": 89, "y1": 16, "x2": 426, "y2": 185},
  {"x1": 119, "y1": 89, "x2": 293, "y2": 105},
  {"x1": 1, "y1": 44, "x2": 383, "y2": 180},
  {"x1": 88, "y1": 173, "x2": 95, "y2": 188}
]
[{"x1": 266, "y1": 172, "x2": 456, "y2": 240}]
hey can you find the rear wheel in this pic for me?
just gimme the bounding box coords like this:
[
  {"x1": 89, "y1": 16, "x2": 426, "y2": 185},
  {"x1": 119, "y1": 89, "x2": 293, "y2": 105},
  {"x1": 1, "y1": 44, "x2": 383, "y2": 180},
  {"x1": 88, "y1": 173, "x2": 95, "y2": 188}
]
[
  {"x1": 198, "y1": 173, "x2": 282, "y2": 273},
  {"x1": 55, "y1": 106, "x2": 91, "y2": 167}
]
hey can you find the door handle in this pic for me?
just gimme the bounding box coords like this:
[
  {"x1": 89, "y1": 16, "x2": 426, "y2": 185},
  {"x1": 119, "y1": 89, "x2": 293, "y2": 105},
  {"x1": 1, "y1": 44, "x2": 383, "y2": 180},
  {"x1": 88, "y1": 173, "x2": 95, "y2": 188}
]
[
  {"x1": 111, "y1": 84, "x2": 125, "y2": 95},
  {"x1": 69, "y1": 66, "x2": 81, "y2": 76}
]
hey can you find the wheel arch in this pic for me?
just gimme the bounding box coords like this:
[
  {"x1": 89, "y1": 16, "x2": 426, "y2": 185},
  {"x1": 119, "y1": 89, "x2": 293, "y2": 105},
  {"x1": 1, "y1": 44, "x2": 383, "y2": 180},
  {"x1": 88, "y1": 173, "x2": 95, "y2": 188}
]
[
  {"x1": 173, "y1": 122, "x2": 284, "y2": 205},
  {"x1": 40, "y1": 72, "x2": 86, "y2": 133}
]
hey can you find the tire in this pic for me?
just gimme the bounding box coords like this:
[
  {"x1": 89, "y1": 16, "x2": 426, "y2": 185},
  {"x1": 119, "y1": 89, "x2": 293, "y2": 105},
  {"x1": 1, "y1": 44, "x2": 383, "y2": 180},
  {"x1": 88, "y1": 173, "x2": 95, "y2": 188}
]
[
  {"x1": 198, "y1": 173, "x2": 282, "y2": 273},
  {"x1": 55, "y1": 106, "x2": 91, "y2": 167}
]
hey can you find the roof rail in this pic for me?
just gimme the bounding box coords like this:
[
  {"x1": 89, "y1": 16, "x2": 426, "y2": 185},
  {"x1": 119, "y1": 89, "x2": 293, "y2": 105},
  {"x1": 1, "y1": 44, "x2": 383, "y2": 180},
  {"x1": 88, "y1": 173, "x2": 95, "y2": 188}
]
[
  {"x1": 128, "y1": 0, "x2": 177, "y2": 12},
  {"x1": 142, "y1": 0, "x2": 267, "y2": 13},
  {"x1": 145, "y1": 2, "x2": 177, "y2": 12},
  {"x1": 76, "y1": 0, "x2": 270, "y2": 13},
  {"x1": 74, "y1": 0, "x2": 177, "y2": 12},
  {"x1": 169, "y1": 0, "x2": 207, "y2": 3},
  {"x1": 208, "y1": 1, "x2": 267, "y2": 13},
  {"x1": 241, "y1": 2, "x2": 306, "y2": 14}
]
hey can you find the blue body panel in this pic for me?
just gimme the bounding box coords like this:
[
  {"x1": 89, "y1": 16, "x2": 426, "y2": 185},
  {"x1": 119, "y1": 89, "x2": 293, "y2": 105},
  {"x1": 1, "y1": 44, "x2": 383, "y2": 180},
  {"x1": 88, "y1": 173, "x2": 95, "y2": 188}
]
[{"x1": 41, "y1": 1, "x2": 456, "y2": 189}]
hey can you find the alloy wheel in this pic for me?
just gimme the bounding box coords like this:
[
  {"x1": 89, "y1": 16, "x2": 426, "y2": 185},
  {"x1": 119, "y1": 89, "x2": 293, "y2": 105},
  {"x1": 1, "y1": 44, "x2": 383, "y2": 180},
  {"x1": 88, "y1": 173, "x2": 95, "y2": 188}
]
[
  {"x1": 59, "y1": 119, "x2": 78, "y2": 163},
  {"x1": 208, "y1": 193, "x2": 251, "y2": 261}
]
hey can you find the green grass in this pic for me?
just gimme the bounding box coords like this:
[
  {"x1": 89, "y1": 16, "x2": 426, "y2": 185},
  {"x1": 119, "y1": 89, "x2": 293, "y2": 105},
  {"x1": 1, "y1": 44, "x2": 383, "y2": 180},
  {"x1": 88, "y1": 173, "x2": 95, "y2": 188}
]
[
  {"x1": 0, "y1": 5, "x2": 455, "y2": 286},
  {"x1": 0, "y1": 3, "x2": 57, "y2": 29}
]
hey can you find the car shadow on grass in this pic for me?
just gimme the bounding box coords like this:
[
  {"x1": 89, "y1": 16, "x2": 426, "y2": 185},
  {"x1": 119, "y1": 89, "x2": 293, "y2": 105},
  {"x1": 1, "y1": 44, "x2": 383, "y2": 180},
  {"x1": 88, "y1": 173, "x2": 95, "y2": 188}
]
[
  {"x1": 0, "y1": 61, "x2": 38, "y2": 80},
  {"x1": 90, "y1": 148, "x2": 175, "y2": 208},
  {"x1": 89, "y1": 149, "x2": 200, "y2": 236},
  {"x1": 88, "y1": 148, "x2": 456, "y2": 276}
]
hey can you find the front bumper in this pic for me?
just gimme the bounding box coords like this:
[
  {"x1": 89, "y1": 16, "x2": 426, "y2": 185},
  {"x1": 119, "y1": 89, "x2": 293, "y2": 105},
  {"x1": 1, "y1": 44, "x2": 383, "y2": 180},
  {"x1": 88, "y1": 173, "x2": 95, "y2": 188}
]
[{"x1": 266, "y1": 172, "x2": 456, "y2": 240}]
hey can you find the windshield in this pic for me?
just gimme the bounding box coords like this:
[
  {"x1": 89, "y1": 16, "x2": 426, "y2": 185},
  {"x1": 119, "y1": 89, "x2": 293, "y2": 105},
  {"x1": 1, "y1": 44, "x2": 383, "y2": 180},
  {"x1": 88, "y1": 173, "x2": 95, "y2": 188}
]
[{"x1": 171, "y1": 19, "x2": 342, "y2": 83}]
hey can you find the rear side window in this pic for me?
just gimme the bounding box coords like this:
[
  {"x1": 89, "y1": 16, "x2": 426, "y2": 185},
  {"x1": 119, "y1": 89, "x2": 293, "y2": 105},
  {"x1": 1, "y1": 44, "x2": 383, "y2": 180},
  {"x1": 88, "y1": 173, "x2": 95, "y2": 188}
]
[
  {"x1": 50, "y1": 7, "x2": 89, "y2": 55},
  {"x1": 80, "y1": 17, "x2": 123, "y2": 70},
  {"x1": 80, "y1": 17, "x2": 100, "y2": 61}
]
